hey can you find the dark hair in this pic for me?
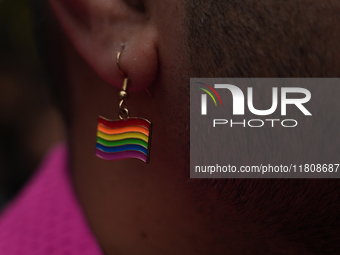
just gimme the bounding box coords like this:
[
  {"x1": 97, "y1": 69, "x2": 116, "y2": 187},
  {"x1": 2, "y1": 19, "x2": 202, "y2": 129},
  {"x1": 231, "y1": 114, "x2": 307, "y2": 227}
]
[{"x1": 30, "y1": 0, "x2": 71, "y2": 124}]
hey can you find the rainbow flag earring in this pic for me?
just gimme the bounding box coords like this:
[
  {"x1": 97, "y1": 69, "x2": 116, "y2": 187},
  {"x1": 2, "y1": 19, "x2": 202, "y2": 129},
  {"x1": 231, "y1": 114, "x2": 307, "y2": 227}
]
[{"x1": 95, "y1": 51, "x2": 152, "y2": 163}]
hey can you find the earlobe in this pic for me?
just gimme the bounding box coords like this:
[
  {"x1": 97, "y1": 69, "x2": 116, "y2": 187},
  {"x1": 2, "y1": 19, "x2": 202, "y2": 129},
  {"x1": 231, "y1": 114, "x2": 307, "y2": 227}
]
[
  {"x1": 118, "y1": 29, "x2": 158, "y2": 91},
  {"x1": 48, "y1": 0, "x2": 158, "y2": 91}
]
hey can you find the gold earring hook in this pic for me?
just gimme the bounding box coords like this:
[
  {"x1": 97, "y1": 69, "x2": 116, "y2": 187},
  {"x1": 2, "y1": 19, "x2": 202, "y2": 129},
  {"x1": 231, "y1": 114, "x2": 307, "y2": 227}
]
[
  {"x1": 117, "y1": 49, "x2": 152, "y2": 97},
  {"x1": 117, "y1": 50, "x2": 130, "y2": 119},
  {"x1": 117, "y1": 50, "x2": 127, "y2": 77}
]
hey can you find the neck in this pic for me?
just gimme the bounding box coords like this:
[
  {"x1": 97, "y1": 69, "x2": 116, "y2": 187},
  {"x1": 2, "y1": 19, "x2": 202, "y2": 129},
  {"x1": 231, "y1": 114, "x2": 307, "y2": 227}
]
[{"x1": 61, "y1": 33, "x2": 298, "y2": 255}]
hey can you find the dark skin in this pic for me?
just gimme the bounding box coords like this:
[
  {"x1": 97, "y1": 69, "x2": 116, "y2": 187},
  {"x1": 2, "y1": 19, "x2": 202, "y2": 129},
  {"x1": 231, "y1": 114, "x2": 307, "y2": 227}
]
[{"x1": 44, "y1": 0, "x2": 340, "y2": 254}]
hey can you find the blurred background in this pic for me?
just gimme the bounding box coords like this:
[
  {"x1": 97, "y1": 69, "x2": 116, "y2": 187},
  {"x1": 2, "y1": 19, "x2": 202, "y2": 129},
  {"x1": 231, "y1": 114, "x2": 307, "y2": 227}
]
[{"x1": 0, "y1": 0, "x2": 64, "y2": 211}]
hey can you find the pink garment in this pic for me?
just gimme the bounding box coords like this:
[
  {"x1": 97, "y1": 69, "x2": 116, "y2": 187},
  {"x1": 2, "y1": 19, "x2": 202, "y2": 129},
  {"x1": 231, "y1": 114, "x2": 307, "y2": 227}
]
[{"x1": 0, "y1": 143, "x2": 103, "y2": 254}]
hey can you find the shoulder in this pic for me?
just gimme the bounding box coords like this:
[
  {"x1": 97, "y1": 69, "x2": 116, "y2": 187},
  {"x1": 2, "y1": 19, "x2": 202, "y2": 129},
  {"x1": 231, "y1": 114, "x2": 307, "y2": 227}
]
[{"x1": 0, "y1": 143, "x2": 102, "y2": 255}]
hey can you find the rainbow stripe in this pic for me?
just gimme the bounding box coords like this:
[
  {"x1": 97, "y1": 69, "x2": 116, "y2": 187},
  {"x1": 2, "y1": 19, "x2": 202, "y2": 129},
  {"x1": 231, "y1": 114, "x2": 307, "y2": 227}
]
[{"x1": 96, "y1": 116, "x2": 152, "y2": 163}]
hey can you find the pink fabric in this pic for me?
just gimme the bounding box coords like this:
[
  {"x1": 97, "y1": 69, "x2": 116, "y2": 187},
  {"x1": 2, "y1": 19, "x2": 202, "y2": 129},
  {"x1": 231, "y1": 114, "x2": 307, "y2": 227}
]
[{"x1": 0, "y1": 143, "x2": 103, "y2": 254}]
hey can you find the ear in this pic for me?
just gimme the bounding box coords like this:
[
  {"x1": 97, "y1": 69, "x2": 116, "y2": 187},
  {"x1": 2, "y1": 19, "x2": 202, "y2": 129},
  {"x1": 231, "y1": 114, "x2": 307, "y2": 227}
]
[{"x1": 48, "y1": 0, "x2": 158, "y2": 91}]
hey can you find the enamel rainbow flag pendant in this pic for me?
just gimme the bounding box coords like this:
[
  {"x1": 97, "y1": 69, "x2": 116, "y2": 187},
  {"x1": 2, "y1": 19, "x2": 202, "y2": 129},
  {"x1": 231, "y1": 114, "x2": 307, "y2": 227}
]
[{"x1": 96, "y1": 116, "x2": 152, "y2": 163}]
